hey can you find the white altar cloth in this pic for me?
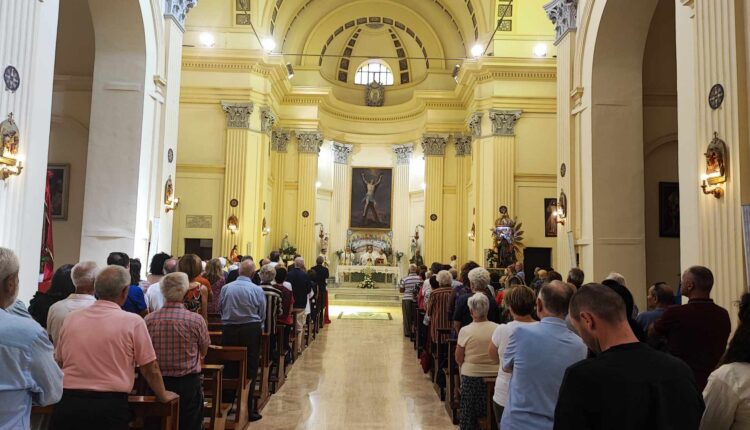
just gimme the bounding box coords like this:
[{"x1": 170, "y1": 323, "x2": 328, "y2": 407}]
[{"x1": 335, "y1": 265, "x2": 401, "y2": 284}]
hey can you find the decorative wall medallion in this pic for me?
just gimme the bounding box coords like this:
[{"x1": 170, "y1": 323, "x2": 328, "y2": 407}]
[
  {"x1": 557, "y1": 190, "x2": 568, "y2": 219},
  {"x1": 164, "y1": 176, "x2": 174, "y2": 205},
  {"x1": 1, "y1": 113, "x2": 19, "y2": 163},
  {"x1": 230, "y1": 198, "x2": 239, "y2": 207},
  {"x1": 560, "y1": 163, "x2": 566, "y2": 177},
  {"x1": 167, "y1": 148, "x2": 174, "y2": 163},
  {"x1": 708, "y1": 84, "x2": 724, "y2": 110},
  {"x1": 3, "y1": 66, "x2": 20, "y2": 93},
  {"x1": 430, "y1": 214, "x2": 438, "y2": 221},
  {"x1": 302, "y1": 210, "x2": 310, "y2": 218},
  {"x1": 365, "y1": 81, "x2": 385, "y2": 107},
  {"x1": 499, "y1": 205, "x2": 508, "y2": 215}
]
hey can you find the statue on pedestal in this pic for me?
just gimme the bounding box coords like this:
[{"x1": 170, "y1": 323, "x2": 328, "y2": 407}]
[{"x1": 491, "y1": 206, "x2": 524, "y2": 268}]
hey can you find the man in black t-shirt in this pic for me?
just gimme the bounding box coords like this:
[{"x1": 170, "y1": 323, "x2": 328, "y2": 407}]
[{"x1": 554, "y1": 283, "x2": 704, "y2": 430}]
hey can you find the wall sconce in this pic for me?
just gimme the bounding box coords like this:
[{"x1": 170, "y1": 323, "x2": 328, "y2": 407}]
[
  {"x1": 262, "y1": 217, "x2": 270, "y2": 236},
  {"x1": 1, "y1": 112, "x2": 22, "y2": 181},
  {"x1": 467, "y1": 223, "x2": 476, "y2": 241},
  {"x1": 163, "y1": 175, "x2": 179, "y2": 213},
  {"x1": 701, "y1": 132, "x2": 727, "y2": 199},
  {"x1": 554, "y1": 190, "x2": 568, "y2": 225},
  {"x1": 227, "y1": 215, "x2": 239, "y2": 234}
]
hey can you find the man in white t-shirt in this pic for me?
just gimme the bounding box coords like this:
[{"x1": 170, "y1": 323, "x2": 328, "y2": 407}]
[
  {"x1": 46, "y1": 261, "x2": 99, "y2": 344},
  {"x1": 488, "y1": 285, "x2": 538, "y2": 429},
  {"x1": 146, "y1": 258, "x2": 177, "y2": 312}
]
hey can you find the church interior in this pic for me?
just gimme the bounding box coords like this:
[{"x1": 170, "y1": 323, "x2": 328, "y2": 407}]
[{"x1": 2, "y1": 0, "x2": 750, "y2": 429}]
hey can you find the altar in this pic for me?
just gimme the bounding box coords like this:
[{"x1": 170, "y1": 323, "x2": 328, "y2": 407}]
[{"x1": 335, "y1": 265, "x2": 400, "y2": 285}]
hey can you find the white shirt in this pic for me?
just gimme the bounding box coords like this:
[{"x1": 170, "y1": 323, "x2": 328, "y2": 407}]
[
  {"x1": 45, "y1": 294, "x2": 96, "y2": 344},
  {"x1": 701, "y1": 362, "x2": 750, "y2": 430},
  {"x1": 491, "y1": 320, "x2": 537, "y2": 406},
  {"x1": 146, "y1": 282, "x2": 165, "y2": 312}
]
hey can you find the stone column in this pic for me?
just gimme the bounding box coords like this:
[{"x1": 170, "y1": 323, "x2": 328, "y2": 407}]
[
  {"x1": 545, "y1": 0, "x2": 578, "y2": 272},
  {"x1": 219, "y1": 102, "x2": 254, "y2": 257},
  {"x1": 392, "y1": 144, "x2": 414, "y2": 270},
  {"x1": 269, "y1": 129, "x2": 289, "y2": 252},
  {"x1": 473, "y1": 110, "x2": 521, "y2": 262},
  {"x1": 296, "y1": 131, "x2": 322, "y2": 262},
  {"x1": 0, "y1": 0, "x2": 59, "y2": 302},
  {"x1": 331, "y1": 142, "x2": 353, "y2": 265},
  {"x1": 422, "y1": 135, "x2": 448, "y2": 264},
  {"x1": 454, "y1": 135, "x2": 473, "y2": 266}
]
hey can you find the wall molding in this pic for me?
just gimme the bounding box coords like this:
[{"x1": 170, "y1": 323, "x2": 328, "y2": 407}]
[{"x1": 176, "y1": 164, "x2": 225, "y2": 174}]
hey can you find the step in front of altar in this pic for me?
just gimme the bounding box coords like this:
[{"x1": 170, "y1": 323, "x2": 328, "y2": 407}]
[{"x1": 329, "y1": 287, "x2": 402, "y2": 306}]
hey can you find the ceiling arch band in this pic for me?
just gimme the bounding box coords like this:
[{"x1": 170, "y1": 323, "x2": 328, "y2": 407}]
[{"x1": 318, "y1": 17, "x2": 430, "y2": 69}]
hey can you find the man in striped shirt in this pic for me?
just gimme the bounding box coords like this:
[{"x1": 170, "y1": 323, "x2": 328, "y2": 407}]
[
  {"x1": 145, "y1": 272, "x2": 210, "y2": 430},
  {"x1": 400, "y1": 265, "x2": 422, "y2": 337},
  {"x1": 258, "y1": 264, "x2": 282, "y2": 337}
]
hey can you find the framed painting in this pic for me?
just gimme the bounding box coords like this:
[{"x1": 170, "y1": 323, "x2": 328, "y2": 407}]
[
  {"x1": 350, "y1": 167, "x2": 393, "y2": 229},
  {"x1": 659, "y1": 182, "x2": 680, "y2": 237},
  {"x1": 544, "y1": 198, "x2": 558, "y2": 237},
  {"x1": 48, "y1": 164, "x2": 70, "y2": 220}
]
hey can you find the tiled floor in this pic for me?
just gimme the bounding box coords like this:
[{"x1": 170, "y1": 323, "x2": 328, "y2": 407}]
[{"x1": 247, "y1": 305, "x2": 457, "y2": 430}]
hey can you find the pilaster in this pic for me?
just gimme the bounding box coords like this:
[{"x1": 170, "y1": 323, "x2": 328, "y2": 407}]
[
  {"x1": 422, "y1": 135, "x2": 448, "y2": 264},
  {"x1": 269, "y1": 129, "x2": 290, "y2": 250},
  {"x1": 295, "y1": 131, "x2": 322, "y2": 261},
  {"x1": 331, "y1": 142, "x2": 354, "y2": 263},
  {"x1": 454, "y1": 135, "x2": 472, "y2": 266},
  {"x1": 392, "y1": 144, "x2": 414, "y2": 270}
]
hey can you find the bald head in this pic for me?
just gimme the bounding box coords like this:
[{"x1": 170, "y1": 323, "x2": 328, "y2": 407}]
[
  {"x1": 163, "y1": 258, "x2": 178, "y2": 274},
  {"x1": 239, "y1": 259, "x2": 256, "y2": 277},
  {"x1": 538, "y1": 280, "x2": 575, "y2": 318}
]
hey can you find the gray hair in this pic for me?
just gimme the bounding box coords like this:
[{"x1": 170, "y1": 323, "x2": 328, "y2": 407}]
[
  {"x1": 161, "y1": 272, "x2": 189, "y2": 302},
  {"x1": 0, "y1": 247, "x2": 20, "y2": 285},
  {"x1": 95, "y1": 265, "x2": 131, "y2": 300},
  {"x1": 468, "y1": 267, "x2": 490, "y2": 290},
  {"x1": 468, "y1": 292, "x2": 489, "y2": 319},
  {"x1": 71, "y1": 261, "x2": 98, "y2": 289},
  {"x1": 605, "y1": 272, "x2": 626, "y2": 286},
  {"x1": 408, "y1": 264, "x2": 417, "y2": 274},
  {"x1": 449, "y1": 268, "x2": 458, "y2": 280},
  {"x1": 294, "y1": 256, "x2": 305, "y2": 268},
  {"x1": 163, "y1": 258, "x2": 178, "y2": 274},
  {"x1": 436, "y1": 270, "x2": 452, "y2": 287},
  {"x1": 316, "y1": 256, "x2": 324, "y2": 265},
  {"x1": 259, "y1": 264, "x2": 276, "y2": 283},
  {"x1": 239, "y1": 259, "x2": 256, "y2": 277}
]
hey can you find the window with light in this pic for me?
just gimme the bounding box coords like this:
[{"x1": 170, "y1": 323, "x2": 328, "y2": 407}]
[{"x1": 354, "y1": 61, "x2": 394, "y2": 85}]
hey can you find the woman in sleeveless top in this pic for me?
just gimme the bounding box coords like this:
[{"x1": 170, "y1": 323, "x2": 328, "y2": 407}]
[{"x1": 178, "y1": 254, "x2": 209, "y2": 322}]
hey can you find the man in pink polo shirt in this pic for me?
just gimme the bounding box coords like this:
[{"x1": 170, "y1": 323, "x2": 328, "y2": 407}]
[{"x1": 51, "y1": 265, "x2": 177, "y2": 430}]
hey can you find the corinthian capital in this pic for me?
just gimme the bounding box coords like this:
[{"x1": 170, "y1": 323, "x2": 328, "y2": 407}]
[
  {"x1": 421, "y1": 135, "x2": 448, "y2": 156},
  {"x1": 489, "y1": 110, "x2": 522, "y2": 136},
  {"x1": 221, "y1": 101, "x2": 253, "y2": 129},
  {"x1": 271, "y1": 130, "x2": 290, "y2": 152},
  {"x1": 296, "y1": 131, "x2": 323, "y2": 154},
  {"x1": 260, "y1": 107, "x2": 277, "y2": 134},
  {"x1": 332, "y1": 142, "x2": 354, "y2": 164},
  {"x1": 543, "y1": 0, "x2": 578, "y2": 44},
  {"x1": 392, "y1": 144, "x2": 414, "y2": 165},
  {"x1": 454, "y1": 135, "x2": 472, "y2": 157},
  {"x1": 164, "y1": 0, "x2": 198, "y2": 32},
  {"x1": 467, "y1": 112, "x2": 483, "y2": 137}
]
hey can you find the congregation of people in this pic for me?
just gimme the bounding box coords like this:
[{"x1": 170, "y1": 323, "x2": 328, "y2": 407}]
[
  {"x1": 400, "y1": 260, "x2": 750, "y2": 430},
  {"x1": 0, "y1": 247, "x2": 331, "y2": 430}
]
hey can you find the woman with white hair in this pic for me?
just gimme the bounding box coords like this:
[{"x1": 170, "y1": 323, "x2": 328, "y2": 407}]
[
  {"x1": 456, "y1": 292, "x2": 500, "y2": 430},
  {"x1": 452, "y1": 267, "x2": 501, "y2": 330},
  {"x1": 427, "y1": 270, "x2": 454, "y2": 345}
]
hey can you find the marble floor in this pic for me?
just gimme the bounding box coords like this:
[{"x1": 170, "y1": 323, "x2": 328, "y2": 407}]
[{"x1": 248, "y1": 305, "x2": 457, "y2": 430}]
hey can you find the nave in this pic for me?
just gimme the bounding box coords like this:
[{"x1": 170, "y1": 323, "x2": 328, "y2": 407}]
[{"x1": 253, "y1": 305, "x2": 456, "y2": 430}]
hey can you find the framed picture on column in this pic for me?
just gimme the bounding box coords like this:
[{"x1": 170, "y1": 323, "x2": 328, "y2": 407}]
[
  {"x1": 48, "y1": 164, "x2": 70, "y2": 220},
  {"x1": 350, "y1": 167, "x2": 393, "y2": 229}
]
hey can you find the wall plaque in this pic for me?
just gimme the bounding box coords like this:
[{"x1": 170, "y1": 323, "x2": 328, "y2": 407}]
[
  {"x1": 302, "y1": 210, "x2": 310, "y2": 218},
  {"x1": 708, "y1": 84, "x2": 724, "y2": 110},
  {"x1": 186, "y1": 215, "x2": 212, "y2": 229},
  {"x1": 430, "y1": 213, "x2": 438, "y2": 221}
]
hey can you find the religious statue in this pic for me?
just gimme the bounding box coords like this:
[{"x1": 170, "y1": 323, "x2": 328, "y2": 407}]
[
  {"x1": 361, "y1": 172, "x2": 383, "y2": 224},
  {"x1": 229, "y1": 245, "x2": 239, "y2": 262},
  {"x1": 280, "y1": 234, "x2": 290, "y2": 252},
  {"x1": 321, "y1": 234, "x2": 329, "y2": 255},
  {"x1": 491, "y1": 206, "x2": 524, "y2": 268},
  {"x1": 410, "y1": 237, "x2": 419, "y2": 260}
]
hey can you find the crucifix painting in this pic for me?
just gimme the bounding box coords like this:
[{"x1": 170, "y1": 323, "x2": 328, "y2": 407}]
[{"x1": 350, "y1": 167, "x2": 392, "y2": 229}]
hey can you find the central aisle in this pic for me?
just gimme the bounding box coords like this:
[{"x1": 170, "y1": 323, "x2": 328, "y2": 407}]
[{"x1": 249, "y1": 305, "x2": 458, "y2": 430}]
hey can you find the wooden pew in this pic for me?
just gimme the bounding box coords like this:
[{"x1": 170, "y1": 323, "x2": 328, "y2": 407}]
[
  {"x1": 269, "y1": 323, "x2": 290, "y2": 393},
  {"x1": 415, "y1": 309, "x2": 426, "y2": 359},
  {"x1": 31, "y1": 396, "x2": 180, "y2": 430},
  {"x1": 205, "y1": 346, "x2": 249, "y2": 430},
  {"x1": 209, "y1": 331, "x2": 223, "y2": 346},
  {"x1": 208, "y1": 313, "x2": 222, "y2": 324},
  {"x1": 254, "y1": 333, "x2": 272, "y2": 413},
  {"x1": 478, "y1": 377, "x2": 499, "y2": 430},
  {"x1": 444, "y1": 338, "x2": 460, "y2": 425},
  {"x1": 410, "y1": 300, "x2": 418, "y2": 344},
  {"x1": 202, "y1": 364, "x2": 225, "y2": 430},
  {"x1": 208, "y1": 322, "x2": 223, "y2": 331},
  {"x1": 432, "y1": 327, "x2": 452, "y2": 401}
]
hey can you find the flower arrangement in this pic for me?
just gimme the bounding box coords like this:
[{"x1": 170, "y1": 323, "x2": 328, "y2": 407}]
[
  {"x1": 395, "y1": 251, "x2": 404, "y2": 262},
  {"x1": 334, "y1": 249, "x2": 343, "y2": 260},
  {"x1": 359, "y1": 266, "x2": 376, "y2": 289}
]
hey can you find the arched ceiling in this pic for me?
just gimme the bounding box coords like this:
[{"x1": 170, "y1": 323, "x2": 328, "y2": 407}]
[{"x1": 260, "y1": 0, "x2": 485, "y2": 69}]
